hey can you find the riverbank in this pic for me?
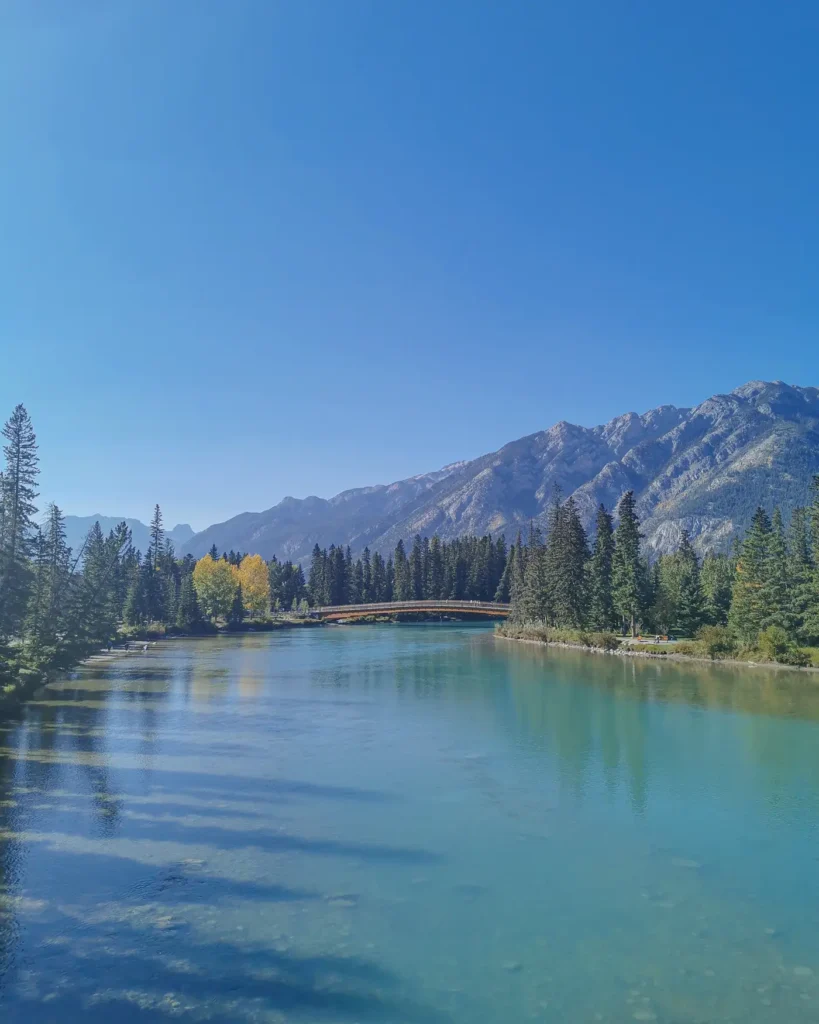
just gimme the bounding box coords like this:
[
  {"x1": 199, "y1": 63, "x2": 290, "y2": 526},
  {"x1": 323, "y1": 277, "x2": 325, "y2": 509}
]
[{"x1": 495, "y1": 631, "x2": 819, "y2": 674}]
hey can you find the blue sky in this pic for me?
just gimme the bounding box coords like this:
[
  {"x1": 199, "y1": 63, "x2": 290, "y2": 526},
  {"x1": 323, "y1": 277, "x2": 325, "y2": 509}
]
[{"x1": 2, "y1": 1, "x2": 819, "y2": 531}]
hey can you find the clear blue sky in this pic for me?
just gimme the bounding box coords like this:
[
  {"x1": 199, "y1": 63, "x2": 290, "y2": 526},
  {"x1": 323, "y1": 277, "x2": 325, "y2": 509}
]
[{"x1": 2, "y1": 1, "x2": 819, "y2": 530}]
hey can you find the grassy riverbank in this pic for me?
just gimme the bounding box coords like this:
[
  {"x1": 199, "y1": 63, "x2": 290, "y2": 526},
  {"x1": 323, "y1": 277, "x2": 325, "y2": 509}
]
[{"x1": 496, "y1": 621, "x2": 819, "y2": 671}]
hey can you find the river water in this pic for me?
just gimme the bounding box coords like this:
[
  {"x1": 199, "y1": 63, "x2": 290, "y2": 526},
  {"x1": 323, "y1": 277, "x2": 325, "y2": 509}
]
[{"x1": 1, "y1": 624, "x2": 819, "y2": 1023}]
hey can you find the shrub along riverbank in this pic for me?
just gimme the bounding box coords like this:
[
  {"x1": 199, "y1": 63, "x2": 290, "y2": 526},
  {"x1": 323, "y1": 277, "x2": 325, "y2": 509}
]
[{"x1": 496, "y1": 621, "x2": 819, "y2": 669}]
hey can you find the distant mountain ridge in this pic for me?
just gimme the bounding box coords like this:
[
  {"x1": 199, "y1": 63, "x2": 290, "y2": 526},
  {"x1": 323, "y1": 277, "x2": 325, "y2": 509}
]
[
  {"x1": 63, "y1": 516, "x2": 194, "y2": 557},
  {"x1": 179, "y1": 380, "x2": 819, "y2": 561}
]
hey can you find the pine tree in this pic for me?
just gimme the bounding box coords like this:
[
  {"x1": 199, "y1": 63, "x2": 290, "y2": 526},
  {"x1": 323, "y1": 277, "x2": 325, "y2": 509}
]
[
  {"x1": 549, "y1": 497, "x2": 588, "y2": 626},
  {"x1": 426, "y1": 536, "x2": 444, "y2": 600},
  {"x1": 492, "y1": 536, "x2": 507, "y2": 597},
  {"x1": 0, "y1": 404, "x2": 39, "y2": 642},
  {"x1": 802, "y1": 479, "x2": 819, "y2": 643},
  {"x1": 361, "y1": 547, "x2": 372, "y2": 602},
  {"x1": 519, "y1": 524, "x2": 548, "y2": 621},
  {"x1": 676, "y1": 530, "x2": 705, "y2": 637},
  {"x1": 394, "y1": 540, "x2": 411, "y2": 600},
  {"x1": 409, "y1": 535, "x2": 424, "y2": 599},
  {"x1": 385, "y1": 556, "x2": 394, "y2": 601},
  {"x1": 176, "y1": 572, "x2": 202, "y2": 631},
  {"x1": 350, "y1": 558, "x2": 363, "y2": 604},
  {"x1": 701, "y1": 552, "x2": 734, "y2": 625},
  {"x1": 149, "y1": 504, "x2": 164, "y2": 571},
  {"x1": 371, "y1": 551, "x2": 386, "y2": 602},
  {"x1": 308, "y1": 544, "x2": 327, "y2": 606},
  {"x1": 495, "y1": 543, "x2": 515, "y2": 603},
  {"x1": 612, "y1": 491, "x2": 645, "y2": 636},
  {"x1": 729, "y1": 506, "x2": 771, "y2": 643},
  {"x1": 587, "y1": 505, "x2": 615, "y2": 630},
  {"x1": 209, "y1": 543, "x2": 219, "y2": 560},
  {"x1": 761, "y1": 508, "x2": 795, "y2": 632}
]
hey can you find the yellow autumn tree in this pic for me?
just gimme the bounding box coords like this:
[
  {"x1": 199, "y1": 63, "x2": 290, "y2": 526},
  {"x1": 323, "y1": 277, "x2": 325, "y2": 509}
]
[
  {"x1": 192, "y1": 555, "x2": 239, "y2": 621},
  {"x1": 238, "y1": 554, "x2": 270, "y2": 618}
]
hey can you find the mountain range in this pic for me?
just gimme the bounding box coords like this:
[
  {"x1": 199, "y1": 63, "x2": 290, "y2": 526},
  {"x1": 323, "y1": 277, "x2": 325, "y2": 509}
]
[
  {"x1": 63, "y1": 516, "x2": 194, "y2": 558},
  {"x1": 70, "y1": 381, "x2": 819, "y2": 562},
  {"x1": 175, "y1": 381, "x2": 819, "y2": 561}
]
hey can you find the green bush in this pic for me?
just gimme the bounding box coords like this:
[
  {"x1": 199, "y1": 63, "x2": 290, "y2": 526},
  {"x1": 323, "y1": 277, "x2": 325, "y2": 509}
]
[
  {"x1": 496, "y1": 623, "x2": 620, "y2": 650},
  {"x1": 695, "y1": 624, "x2": 737, "y2": 659},
  {"x1": 587, "y1": 632, "x2": 621, "y2": 651},
  {"x1": 756, "y1": 626, "x2": 810, "y2": 666}
]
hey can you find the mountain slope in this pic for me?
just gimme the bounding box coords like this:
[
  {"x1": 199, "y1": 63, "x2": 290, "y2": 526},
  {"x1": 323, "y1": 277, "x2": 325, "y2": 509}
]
[
  {"x1": 183, "y1": 381, "x2": 819, "y2": 561},
  {"x1": 64, "y1": 516, "x2": 194, "y2": 557}
]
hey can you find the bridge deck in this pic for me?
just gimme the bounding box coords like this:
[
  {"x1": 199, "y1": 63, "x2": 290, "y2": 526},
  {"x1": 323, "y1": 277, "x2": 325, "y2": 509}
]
[{"x1": 314, "y1": 600, "x2": 510, "y2": 619}]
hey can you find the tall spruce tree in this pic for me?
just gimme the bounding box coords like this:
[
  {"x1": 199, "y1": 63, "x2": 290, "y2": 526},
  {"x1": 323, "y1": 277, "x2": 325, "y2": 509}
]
[
  {"x1": 393, "y1": 540, "x2": 411, "y2": 600},
  {"x1": 676, "y1": 530, "x2": 705, "y2": 637},
  {"x1": 0, "y1": 405, "x2": 39, "y2": 643},
  {"x1": 587, "y1": 505, "x2": 615, "y2": 629},
  {"x1": 549, "y1": 497, "x2": 588, "y2": 627},
  {"x1": 612, "y1": 491, "x2": 645, "y2": 636},
  {"x1": 761, "y1": 508, "x2": 795, "y2": 632},
  {"x1": 149, "y1": 504, "x2": 164, "y2": 571},
  {"x1": 308, "y1": 544, "x2": 326, "y2": 606},
  {"x1": 729, "y1": 506, "x2": 771, "y2": 643},
  {"x1": 701, "y1": 552, "x2": 734, "y2": 625},
  {"x1": 802, "y1": 479, "x2": 819, "y2": 642},
  {"x1": 520, "y1": 524, "x2": 549, "y2": 622},
  {"x1": 409, "y1": 535, "x2": 424, "y2": 599}
]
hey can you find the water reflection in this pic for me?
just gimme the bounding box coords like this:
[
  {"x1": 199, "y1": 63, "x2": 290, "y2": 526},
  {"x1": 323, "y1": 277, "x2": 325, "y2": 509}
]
[{"x1": 0, "y1": 628, "x2": 818, "y2": 1022}]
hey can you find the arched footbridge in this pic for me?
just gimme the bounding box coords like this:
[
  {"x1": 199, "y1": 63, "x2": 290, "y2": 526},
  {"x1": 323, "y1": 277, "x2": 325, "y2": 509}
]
[{"x1": 313, "y1": 599, "x2": 511, "y2": 621}]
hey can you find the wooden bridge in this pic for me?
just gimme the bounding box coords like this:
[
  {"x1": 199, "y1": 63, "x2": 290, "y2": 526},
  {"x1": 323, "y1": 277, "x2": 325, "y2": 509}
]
[{"x1": 313, "y1": 599, "x2": 511, "y2": 621}]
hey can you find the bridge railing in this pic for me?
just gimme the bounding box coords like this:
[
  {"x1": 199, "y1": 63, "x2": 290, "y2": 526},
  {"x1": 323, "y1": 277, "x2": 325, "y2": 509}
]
[{"x1": 314, "y1": 599, "x2": 510, "y2": 614}]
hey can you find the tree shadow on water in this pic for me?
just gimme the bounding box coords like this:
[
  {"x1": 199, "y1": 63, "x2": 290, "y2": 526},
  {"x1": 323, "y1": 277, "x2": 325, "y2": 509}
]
[{"x1": 1, "y1": 892, "x2": 450, "y2": 1024}]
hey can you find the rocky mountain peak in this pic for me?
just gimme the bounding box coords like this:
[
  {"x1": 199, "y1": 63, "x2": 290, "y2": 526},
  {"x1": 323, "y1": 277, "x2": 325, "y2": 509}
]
[{"x1": 182, "y1": 380, "x2": 819, "y2": 561}]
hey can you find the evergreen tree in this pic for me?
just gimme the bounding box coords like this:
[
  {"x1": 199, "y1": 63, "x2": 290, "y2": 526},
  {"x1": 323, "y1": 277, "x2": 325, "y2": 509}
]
[
  {"x1": 676, "y1": 530, "x2": 705, "y2": 637},
  {"x1": 549, "y1": 497, "x2": 588, "y2": 627},
  {"x1": 519, "y1": 524, "x2": 548, "y2": 621},
  {"x1": 393, "y1": 540, "x2": 411, "y2": 600},
  {"x1": 801, "y1": 480, "x2": 819, "y2": 643},
  {"x1": 350, "y1": 557, "x2": 363, "y2": 604},
  {"x1": 587, "y1": 505, "x2": 615, "y2": 630},
  {"x1": 361, "y1": 547, "x2": 372, "y2": 602},
  {"x1": 492, "y1": 535, "x2": 508, "y2": 598},
  {"x1": 209, "y1": 543, "x2": 219, "y2": 560},
  {"x1": 701, "y1": 552, "x2": 734, "y2": 625},
  {"x1": 371, "y1": 551, "x2": 386, "y2": 602},
  {"x1": 409, "y1": 535, "x2": 424, "y2": 599},
  {"x1": 761, "y1": 507, "x2": 795, "y2": 632},
  {"x1": 308, "y1": 544, "x2": 327, "y2": 606},
  {"x1": 495, "y1": 542, "x2": 515, "y2": 603},
  {"x1": 149, "y1": 504, "x2": 164, "y2": 571},
  {"x1": 385, "y1": 555, "x2": 394, "y2": 601},
  {"x1": 176, "y1": 572, "x2": 203, "y2": 631},
  {"x1": 612, "y1": 491, "x2": 645, "y2": 636},
  {"x1": 426, "y1": 536, "x2": 444, "y2": 600},
  {"x1": 729, "y1": 506, "x2": 772, "y2": 643},
  {"x1": 0, "y1": 404, "x2": 39, "y2": 643}
]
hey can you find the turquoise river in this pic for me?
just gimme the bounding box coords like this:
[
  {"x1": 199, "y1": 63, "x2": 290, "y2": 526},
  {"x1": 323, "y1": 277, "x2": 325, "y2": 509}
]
[{"x1": 1, "y1": 624, "x2": 819, "y2": 1022}]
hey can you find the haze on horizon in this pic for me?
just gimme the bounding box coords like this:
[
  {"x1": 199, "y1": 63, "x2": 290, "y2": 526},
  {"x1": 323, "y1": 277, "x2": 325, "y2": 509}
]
[{"x1": 2, "y1": 2, "x2": 819, "y2": 530}]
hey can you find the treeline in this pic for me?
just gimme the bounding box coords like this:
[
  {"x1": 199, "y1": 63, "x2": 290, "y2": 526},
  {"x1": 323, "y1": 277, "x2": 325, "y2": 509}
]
[
  {"x1": 506, "y1": 485, "x2": 819, "y2": 664},
  {"x1": 0, "y1": 404, "x2": 137, "y2": 687},
  {"x1": 306, "y1": 534, "x2": 508, "y2": 606},
  {"x1": 5, "y1": 398, "x2": 819, "y2": 692}
]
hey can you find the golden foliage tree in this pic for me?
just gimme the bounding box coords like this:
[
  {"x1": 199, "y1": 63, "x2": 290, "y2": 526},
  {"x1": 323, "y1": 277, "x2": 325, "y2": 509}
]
[
  {"x1": 192, "y1": 555, "x2": 238, "y2": 620},
  {"x1": 238, "y1": 554, "x2": 270, "y2": 618}
]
